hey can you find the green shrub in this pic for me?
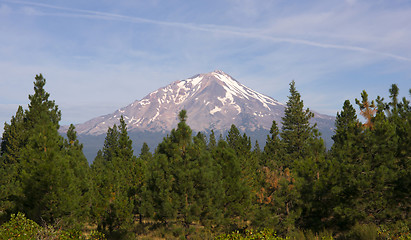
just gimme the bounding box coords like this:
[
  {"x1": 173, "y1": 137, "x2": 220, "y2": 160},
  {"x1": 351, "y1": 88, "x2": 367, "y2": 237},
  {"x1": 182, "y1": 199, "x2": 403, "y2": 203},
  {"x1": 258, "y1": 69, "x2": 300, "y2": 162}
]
[
  {"x1": 288, "y1": 229, "x2": 334, "y2": 240},
  {"x1": 0, "y1": 212, "x2": 106, "y2": 240},
  {"x1": 349, "y1": 223, "x2": 379, "y2": 240},
  {"x1": 0, "y1": 212, "x2": 41, "y2": 240},
  {"x1": 377, "y1": 222, "x2": 410, "y2": 240},
  {"x1": 88, "y1": 230, "x2": 106, "y2": 240},
  {"x1": 215, "y1": 228, "x2": 288, "y2": 240}
]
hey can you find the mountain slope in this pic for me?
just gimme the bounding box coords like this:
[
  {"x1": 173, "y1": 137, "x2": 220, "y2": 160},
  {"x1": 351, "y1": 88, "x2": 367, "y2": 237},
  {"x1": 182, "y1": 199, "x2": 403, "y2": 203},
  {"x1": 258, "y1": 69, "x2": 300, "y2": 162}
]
[{"x1": 71, "y1": 70, "x2": 334, "y2": 137}]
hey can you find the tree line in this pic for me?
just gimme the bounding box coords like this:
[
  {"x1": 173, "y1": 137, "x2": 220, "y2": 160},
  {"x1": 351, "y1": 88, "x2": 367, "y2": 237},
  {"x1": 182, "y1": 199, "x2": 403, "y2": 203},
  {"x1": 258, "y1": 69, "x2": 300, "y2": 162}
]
[{"x1": 0, "y1": 74, "x2": 409, "y2": 239}]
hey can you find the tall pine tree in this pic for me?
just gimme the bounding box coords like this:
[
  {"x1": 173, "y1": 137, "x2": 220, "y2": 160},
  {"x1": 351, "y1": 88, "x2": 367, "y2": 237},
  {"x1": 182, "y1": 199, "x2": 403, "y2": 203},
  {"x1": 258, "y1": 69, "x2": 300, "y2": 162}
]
[{"x1": 1, "y1": 74, "x2": 89, "y2": 228}]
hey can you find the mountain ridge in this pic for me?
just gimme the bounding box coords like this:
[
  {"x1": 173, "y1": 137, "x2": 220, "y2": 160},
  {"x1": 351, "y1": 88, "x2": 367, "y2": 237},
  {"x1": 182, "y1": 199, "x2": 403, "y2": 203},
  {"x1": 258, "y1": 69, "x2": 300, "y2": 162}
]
[{"x1": 65, "y1": 70, "x2": 333, "y2": 136}]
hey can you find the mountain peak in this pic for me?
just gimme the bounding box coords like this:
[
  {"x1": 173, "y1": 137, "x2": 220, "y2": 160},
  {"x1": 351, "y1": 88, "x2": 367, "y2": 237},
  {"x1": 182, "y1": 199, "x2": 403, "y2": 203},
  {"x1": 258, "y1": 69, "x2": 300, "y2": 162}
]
[
  {"x1": 69, "y1": 71, "x2": 333, "y2": 136},
  {"x1": 211, "y1": 69, "x2": 227, "y2": 75}
]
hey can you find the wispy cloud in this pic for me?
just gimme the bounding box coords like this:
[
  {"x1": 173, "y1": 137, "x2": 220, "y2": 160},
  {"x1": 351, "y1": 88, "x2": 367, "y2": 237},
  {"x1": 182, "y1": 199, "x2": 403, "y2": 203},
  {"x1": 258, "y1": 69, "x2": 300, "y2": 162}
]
[
  {"x1": 4, "y1": 0, "x2": 410, "y2": 62},
  {"x1": 0, "y1": 0, "x2": 410, "y2": 134}
]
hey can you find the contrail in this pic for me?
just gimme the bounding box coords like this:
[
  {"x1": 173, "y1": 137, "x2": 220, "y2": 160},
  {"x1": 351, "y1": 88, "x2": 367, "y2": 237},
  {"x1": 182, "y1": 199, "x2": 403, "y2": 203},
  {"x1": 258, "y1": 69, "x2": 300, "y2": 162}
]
[{"x1": 3, "y1": 0, "x2": 410, "y2": 62}]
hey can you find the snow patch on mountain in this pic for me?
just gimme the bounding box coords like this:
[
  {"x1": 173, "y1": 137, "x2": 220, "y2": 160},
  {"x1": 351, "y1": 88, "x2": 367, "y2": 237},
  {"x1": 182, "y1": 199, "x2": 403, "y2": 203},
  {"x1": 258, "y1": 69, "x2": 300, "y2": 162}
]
[{"x1": 210, "y1": 106, "x2": 222, "y2": 115}]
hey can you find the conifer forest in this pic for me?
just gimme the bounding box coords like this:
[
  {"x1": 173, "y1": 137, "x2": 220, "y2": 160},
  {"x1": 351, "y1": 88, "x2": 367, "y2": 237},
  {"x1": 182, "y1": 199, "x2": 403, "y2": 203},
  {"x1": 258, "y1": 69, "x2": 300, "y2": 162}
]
[{"x1": 0, "y1": 74, "x2": 410, "y2": 239}]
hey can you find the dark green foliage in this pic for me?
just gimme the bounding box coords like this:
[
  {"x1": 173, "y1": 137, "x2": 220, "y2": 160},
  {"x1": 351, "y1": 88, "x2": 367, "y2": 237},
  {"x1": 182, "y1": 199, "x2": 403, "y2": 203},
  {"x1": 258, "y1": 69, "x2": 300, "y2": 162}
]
[
  {"x1": 0, "y1": 74, "x2": 89, "y2": 229},
  {"x1": 254, "y1": 166, "x2": 301, "y2": 233},
  {"x1": 226, "y1": 125, "x2": 259, "y2": 197},
  {"x1": 1, "y1": 77, "x2": 409, "y2": 239},
  {"x1": 276, "y1": 81, "x2": 326, "y2": 231},
  {"x1": 139, "y1": 142, "x2": 152, "y2": 161},
  {"x1": 280, "y1": 81, "x2": 317, "y2": 167},
  {"x1": 0, "y1": 106, "x2": 26, "y2": 222},
  {"x1": 141, "y1": 153, "x2": 176, "y2": 222},
  {"x1": 143, "y1": 110, "x2": 222, "y2": 229},
  {"x1": 263, "y1": 120, "x2": 283, "y2": 168},
  {"x1": 324, "y1": 86, "x2": 410, "y2": 232},
  {"x1": 212, "y1": 139, "x2": 251, "y2": 229},
  {"x1": 208, "y1": 129, "x2": 217, "y2": 150},
  {"x1": 90, "y1": 116, "x2": 142, "y2": 234},
  {"x1": 323, "y1": 100, "x2": 366, "y2": 230}
]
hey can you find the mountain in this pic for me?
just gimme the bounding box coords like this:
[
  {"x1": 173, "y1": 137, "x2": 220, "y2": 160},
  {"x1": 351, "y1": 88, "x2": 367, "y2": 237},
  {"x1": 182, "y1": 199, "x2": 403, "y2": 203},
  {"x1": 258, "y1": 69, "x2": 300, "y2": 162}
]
[
  {"x1": 63, "y1": 70, "x2": 335, "y2": 161},
  {"x1": 69, "y1": 70, "x2": 334, "y2": 134}
]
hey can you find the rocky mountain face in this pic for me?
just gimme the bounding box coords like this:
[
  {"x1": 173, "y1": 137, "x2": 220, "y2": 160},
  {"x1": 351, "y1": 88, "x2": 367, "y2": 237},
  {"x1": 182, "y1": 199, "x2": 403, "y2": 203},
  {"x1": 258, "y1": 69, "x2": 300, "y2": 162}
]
[{"x1": 70, "y1": 70, "x2": 334, "y2": 137}]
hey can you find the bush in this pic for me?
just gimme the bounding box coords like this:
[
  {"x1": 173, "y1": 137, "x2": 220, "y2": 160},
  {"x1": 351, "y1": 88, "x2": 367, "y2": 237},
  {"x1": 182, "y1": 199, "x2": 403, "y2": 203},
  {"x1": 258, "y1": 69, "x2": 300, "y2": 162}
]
[
  {"x1": 215, "y1": 228, "x2": 287, "y2": 240},
  {"x1": 0, "y1": 212, "x2": 106, "y2": 240},
  {"x1": 377, "y1": 222, "x2": 410, "y2": 240},
  {"x1": 0, "y1": 212, "x2": 41, "y2": 240},
  {"x1": 288, "y1": 229, "x2": 334, "y2": 240}
]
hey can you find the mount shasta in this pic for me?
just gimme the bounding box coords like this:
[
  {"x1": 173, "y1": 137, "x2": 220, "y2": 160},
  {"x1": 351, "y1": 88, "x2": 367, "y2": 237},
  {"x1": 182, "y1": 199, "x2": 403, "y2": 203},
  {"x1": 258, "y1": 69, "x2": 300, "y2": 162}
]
[{"x1": 65, "y1": 70, "x2": 335, "y2": 160}]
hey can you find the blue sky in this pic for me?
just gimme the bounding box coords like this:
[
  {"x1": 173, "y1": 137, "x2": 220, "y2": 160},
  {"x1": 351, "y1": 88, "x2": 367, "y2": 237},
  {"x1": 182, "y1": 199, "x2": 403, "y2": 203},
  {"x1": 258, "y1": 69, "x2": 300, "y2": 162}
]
[{"x1": 1, "y1": 0, "x2": 410, "y2": 133}]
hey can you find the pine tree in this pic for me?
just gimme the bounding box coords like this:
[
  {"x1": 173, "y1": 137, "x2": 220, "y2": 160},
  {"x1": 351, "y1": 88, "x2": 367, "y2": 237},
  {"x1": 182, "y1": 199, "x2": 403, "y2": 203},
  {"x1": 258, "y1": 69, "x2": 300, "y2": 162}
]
[
  {"x1": 141, "y1": 153, "x2": 176, "y2": 223},
  {"x1": 90, "y1": 125, "x2": 120, "y2": 232},
  {"x1": 279, "y1": 81, "x2": 325, "y2": 230},
  {"x1": 280, "y1": 81, "x2": 317, "y2": 167},
  {"x1": 263, "y1": 120, "x2": 283, "y2": 168},
  {"x1": 325, "y1": 87, "x2": 410, "y2": 230},
  {"x1": 226, "y1": 124, "x2": 258, "y2": 194},
  {"x1": 144, "y1": 110, "x2": 221, "y2": 231},
  {"x1": 139, "y1": 142, "x2": 152, "y2": 162},
  {"x1": 90, "y1": 117, "x2": 140, "y2": 233},
  {"x1": 388, "y1": 85, "x2": 411, "y2": 224},
  {"x1": 61, "y1": 124, "x2": 90, "y2": 227},
  {"x1": 208, "y1": 129, "x2": 217, "y2": 150},
  {"x1": 89, "y1": 150, "x2": 110, "y2": 230},
  {"x1": 326, "y1": 100, "x2": 366, "y2": 230},
  {"x1": 254, "y1": 166, "x2": 301, "y2": 233},
  {"x1": 0, "y1": 106, "x2": 26, "y2": 222},
  {"x1": 253, "y1": 140, "x2": 262, "y2": 161},
  {"x1": 0, "y1": 74, "x2": 89, "y2": 228},
  {"x1": 208, "y1": 138, "x2": 252, "y2": 230}
]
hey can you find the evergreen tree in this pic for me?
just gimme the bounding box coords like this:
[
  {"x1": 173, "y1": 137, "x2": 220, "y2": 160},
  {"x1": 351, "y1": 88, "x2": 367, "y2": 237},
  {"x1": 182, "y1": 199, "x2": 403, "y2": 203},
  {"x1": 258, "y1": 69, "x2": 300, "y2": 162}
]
[
  {"x1": 388, "y1": 85, "x2": 411, "y2": 224},
  {"x1": 326, "y1": 87, "x2": 410, "y2": 230},
  {"x1": 263, "y1": 120, "x2": 283, "y2": 168},
  {"x1": 0, "y1": 106, "x2": 26, "y2": 223},
  {"x1": 0, "y1": 74, "x2": 89, "y2": 228},
  {"x1": 252, "y1": 140, "x2": 262, "y2": 161},
  {"x1": 211, "y1": 139, "x2": 251, "y2": 230},
  {"x1": 326, "y1": 100, "x2": 366, "y2": 230},
  {"x1": 89, "y1": 150, "x2": 110, "y2": 230},
  {"x1": 208, "y1": 129, "x2": 217, "y2": 150},
  {"x1": 141, "y1": 153, "x2": 176, "y2": 223},
  {"x1": 280, "y1": 81, "x2": 318, "y2": 167},
  {"x1": 254, "y1": 166, "x2": 301, "y2": 233},
  {"x1": 25, "y1": 74, "x2": 61, "y2": 128},
  {"x1": 139, "y1": 142, "x2": 152, "y2": 162},
  {"x1": 279, "y1": 81, "x2": 325, "y2": 230},
  {"x1": 144, "y1": 110, "x2": 221, "y2": 230},
  {"x1": 61, "y1": 124, "x2": 90, "y2": 226},
  {"x1": 226, "y1": 125, "x2": 258, "y2": 194},
  {"x1": 90, "y1": 117, "x2": 140, "y2": 234},
  {"x1": 332, "y1": 100, "x2": 359, "y2": 147}
]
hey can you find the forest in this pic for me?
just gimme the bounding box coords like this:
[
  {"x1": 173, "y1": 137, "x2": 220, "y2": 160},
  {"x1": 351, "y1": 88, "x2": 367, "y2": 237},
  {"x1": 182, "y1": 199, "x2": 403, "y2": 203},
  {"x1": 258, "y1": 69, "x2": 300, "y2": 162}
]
[{"x1": 0, "y1": 74, "x2": 409, "y2": 240}]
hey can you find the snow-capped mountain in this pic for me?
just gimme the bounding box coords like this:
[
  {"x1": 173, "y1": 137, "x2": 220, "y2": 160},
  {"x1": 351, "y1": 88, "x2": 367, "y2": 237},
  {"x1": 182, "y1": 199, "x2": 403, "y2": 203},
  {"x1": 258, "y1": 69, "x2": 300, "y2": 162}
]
[{"x1": 70, "y1": 70, "x2": 334, "y2": 136}]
